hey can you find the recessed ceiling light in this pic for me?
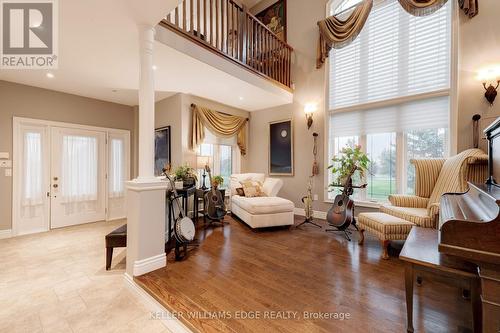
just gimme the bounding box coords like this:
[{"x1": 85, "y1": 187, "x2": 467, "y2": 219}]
[
  {"x1": 239, "y1": 96, "x2": 244, "y2": 101},
  {"x1": 46, "y1": 72, "x2": 54, "y2": 78},
  {"x1": 152, "y1": 65, "x2": 158, "y2": 70}
]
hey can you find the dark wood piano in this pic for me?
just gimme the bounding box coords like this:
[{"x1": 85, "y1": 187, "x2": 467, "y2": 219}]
[{"x1": 439, "y1": 117, "x2": 500, "y2": 333}]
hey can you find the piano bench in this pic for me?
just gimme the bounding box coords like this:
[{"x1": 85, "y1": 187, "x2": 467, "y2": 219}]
[
  {"x1": 357, "y1": 212, "x2": 415, "y2": 259},
  {"x1": 105, "y1": 224, "x2": 127, "y2": 270}
]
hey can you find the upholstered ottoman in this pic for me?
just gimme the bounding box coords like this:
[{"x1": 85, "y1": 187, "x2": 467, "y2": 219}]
[{"x1": 357, "y1": 212, "x2": 415, "y2": 259}]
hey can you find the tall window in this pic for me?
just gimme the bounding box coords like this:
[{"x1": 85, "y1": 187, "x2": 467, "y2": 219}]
[
  {"x1": 197, "y1": 143, "x2": 234, "y2": 189},
  {"x1": 328, "y1": 0, "x2": 451, "y2": 202}
]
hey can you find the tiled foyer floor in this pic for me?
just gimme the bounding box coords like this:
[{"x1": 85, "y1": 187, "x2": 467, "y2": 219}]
[{"x1": 0, "y1": 220, "x2": 170, "y2": 333}]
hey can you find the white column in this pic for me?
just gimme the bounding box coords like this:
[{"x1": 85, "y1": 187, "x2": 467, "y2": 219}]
[
  {"x1": 137, "y1": 24, "x2": 156, "y2": 181},
  {"x1": 125, "y1": 25, "x2": 167, "y2": 277}
]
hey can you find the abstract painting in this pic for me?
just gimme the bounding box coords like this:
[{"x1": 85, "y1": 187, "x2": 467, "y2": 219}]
[
  {"x1": 154, "y1": 126, "x2": 171, "y2": 176},
  {"x1": 269, "y1": 119, "x2": 293, "y2": 176}
]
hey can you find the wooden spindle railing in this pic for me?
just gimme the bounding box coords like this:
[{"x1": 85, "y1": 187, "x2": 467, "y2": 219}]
[{"x1": 161, "y1": 0, "x2": 293, "y2": 90}]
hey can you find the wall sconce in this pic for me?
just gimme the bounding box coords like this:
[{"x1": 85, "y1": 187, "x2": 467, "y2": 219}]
[
  {"x1": 477, "y1": 66, "x2": 500, "y2": 106},
  {"x1": 304, "y1": 103, "x2": 318, "y2": 130}
]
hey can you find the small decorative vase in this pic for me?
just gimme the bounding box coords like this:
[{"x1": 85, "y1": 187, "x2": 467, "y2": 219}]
[{"x1": 174, "y1": 181, "x2": 184, "y2": 189}]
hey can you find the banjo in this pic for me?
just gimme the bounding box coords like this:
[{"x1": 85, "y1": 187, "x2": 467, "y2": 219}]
[{"x1": 163, "y1": 169, "x2": 195, "y2": 244}]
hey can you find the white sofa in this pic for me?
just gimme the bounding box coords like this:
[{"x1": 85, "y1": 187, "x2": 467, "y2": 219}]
[{"x1": 230, "y1": 173, "x2": 295, "y2": 229}]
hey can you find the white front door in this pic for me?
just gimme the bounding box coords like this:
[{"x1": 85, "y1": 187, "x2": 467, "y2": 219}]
[{"x1": 50, "y1": 127, "x2": 106, "y2": 228}]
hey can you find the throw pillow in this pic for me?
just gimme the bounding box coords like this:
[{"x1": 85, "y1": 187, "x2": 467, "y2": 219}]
[
  {"x1": 235, "y1": 187, "x2": 245, "y2": 196},
  {"x1": 240, "y1": 180, "x2": 266, "y2": 197}
]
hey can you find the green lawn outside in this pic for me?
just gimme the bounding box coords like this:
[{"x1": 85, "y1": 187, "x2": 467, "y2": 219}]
[{"x1": 367, "y1": 177, "x2": 397, "y2": 201}]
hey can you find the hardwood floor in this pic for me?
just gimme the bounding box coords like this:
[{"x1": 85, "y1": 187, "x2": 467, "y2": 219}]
[{"x1": 136, "y1": 215, "x2": 474, "y2": 333}]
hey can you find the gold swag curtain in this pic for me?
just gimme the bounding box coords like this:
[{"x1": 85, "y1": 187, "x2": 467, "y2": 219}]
[
  {"x1": 458, "y1": 0, "x2": 478, "y2": 18},
  {"x1": 191, "y1": 104, "x2": 248, "y2": 155},
  {"x1": 398, "y1": 0, "x2": 449, "y2": 16},
  {"x1": 316, "y1": 0, "x2": 373, "y2": 69},
  {"x1": 399, "y1": 0, "x2": 479, "y2": 17}
]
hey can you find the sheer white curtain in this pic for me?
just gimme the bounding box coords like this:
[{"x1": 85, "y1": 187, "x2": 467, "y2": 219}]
[
  {"x1": 109, "y1": 138, "x2": 124, "y2": 198},
  {"x1": 22, "y1": 131, "x2": 43, "y2": 208},
  {"x1": 61, "y1": 135, "x2": 98, "y2": 203}
]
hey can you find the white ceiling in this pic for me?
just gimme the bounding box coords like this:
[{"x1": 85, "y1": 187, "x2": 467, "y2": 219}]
[{"x1": 0, "y1": 0, "x2": 291, "y2": 111}]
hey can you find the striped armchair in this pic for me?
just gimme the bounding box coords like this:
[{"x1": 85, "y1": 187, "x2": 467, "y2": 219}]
[{"x1": 380, "y1": 149, "x2": 488, "y2": 229}]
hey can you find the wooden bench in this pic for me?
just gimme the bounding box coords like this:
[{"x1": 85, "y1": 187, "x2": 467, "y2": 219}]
[{"x1": 105, "y1": 224, "x2": 127, "y2": 270}]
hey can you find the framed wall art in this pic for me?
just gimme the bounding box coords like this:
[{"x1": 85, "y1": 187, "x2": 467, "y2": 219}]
[
  {"x1": 154, "y1": 126, "x2": 171, "y2": 176},
  {"x1": 255, "y1": 0, "x2": 287, "y2": 42},
  {"x1": 269, "y1": 119, "x2": 293, "y2": 176}
]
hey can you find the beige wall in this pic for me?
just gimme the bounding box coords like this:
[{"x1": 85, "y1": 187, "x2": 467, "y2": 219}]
[
  {"x1": 457, "y1": 0, "x2": 500, "y2": 152},
  {"x1": 155, "y1": 93, "x2": 250, "y2": 171},
  {"x1": 247, "y1": 0, "x2": 500, "y2": 213},
  {"x1": 0, "y1": 80, "x2": 136, "y2": 231}
]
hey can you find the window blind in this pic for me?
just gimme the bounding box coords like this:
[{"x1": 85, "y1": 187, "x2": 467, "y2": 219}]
[
  {"x1": 330, "y1": 95, "x2": 449, "y2": 137},
  {"x1": 329, "y1": 0, "x2": 451, "y2": 110}
]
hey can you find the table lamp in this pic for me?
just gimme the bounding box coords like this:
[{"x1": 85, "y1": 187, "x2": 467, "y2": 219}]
[{"x1": 197, "y1": 155, "x2": 211, "y2": 190}]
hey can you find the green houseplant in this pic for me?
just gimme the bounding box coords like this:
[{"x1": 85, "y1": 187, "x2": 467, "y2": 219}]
[
  {"x1": 173, "y1": 165, "x2": 198, "y2": 187},
  {"x1": 328, "y1": 145, "x2": 370, "y2": 191},
  {"x1": 211, "y1": 175, "x2": 224, "y2": 189}
]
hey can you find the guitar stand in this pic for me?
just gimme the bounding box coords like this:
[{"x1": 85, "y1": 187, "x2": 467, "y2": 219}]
[
  {"x1": 296, "y1": 218, "x2": 322, "y2": 229},
  {"x1": 326, "y1": 221, "x2": 358, "y2": 241},
  {"x1": 174, "y1": 240, "x2": 199, "y2": 261},
  {"x1": 325, "y1": 227, "x2": 353, "y2": 241}
]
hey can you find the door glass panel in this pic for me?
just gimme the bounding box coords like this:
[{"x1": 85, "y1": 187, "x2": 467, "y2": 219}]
[
  {"x1": 109, "y1": 138, "x2": 124, "y2": 198},
  {"x1": 61, "y1": 135, "x2": 98, "y2": 203},
  {"x1": 22, "y1": 132, "x2": 43, "y2": 206}
]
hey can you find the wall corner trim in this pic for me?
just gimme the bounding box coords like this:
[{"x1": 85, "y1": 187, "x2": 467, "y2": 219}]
[
  {"x1": 132, "y1": 253, "x2": 167, "y2": 276},
  {"x1": 0, "y1": 229, "x2": 12, "y2": 240}
]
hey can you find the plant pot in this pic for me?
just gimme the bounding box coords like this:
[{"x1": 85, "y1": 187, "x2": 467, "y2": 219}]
[
  {"x1": 174, "y1": 181, "x2": 184, "y2": 189},
  {"x1": 183, "y1": 177, "x2": 196, "y2": 187}
]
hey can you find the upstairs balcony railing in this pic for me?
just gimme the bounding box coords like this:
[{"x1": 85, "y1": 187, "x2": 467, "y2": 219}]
[{"x1": 160, "y1": 0, "x2": 293, "y2": 90}]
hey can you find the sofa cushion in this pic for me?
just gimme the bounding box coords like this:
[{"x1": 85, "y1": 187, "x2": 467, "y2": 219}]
[
  {"x1": 232, "y1": 196, "x2": 294, "y2": 215},
  {"x1": 240, "y1": 180, "x2": 266, "y2": 197},
  {"x1": 230, "y1": 173, "x2": 266, "y2": 196},
  {"x1": 357, "y1": 212, "x2": 414, "y2": 241},
  {"x1": 262, "y1": 178, "x2": 283, "y2": 197},
  {"x1": 380, "y1": 205, "x2": 434, "y2": 228}
]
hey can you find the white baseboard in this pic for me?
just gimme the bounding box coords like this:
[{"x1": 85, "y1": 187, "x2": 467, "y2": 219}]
[
  {"x1": 133, "y1": 253, "x2": 166, "y2": 276},
  {"x1": 293, "y1": 207, "x2": 327, "y2": 220},
  {"x1": 0, "y1": 229, "x2": 12, "y2": 240},
  {"x1": 123, "y1": 273, "x2": 192, "y2": 333}
]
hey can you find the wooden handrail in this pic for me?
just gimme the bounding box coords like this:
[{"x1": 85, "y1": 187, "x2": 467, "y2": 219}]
[{"x1": 161, "y1": 0, "x2": 293, "y2": 90}]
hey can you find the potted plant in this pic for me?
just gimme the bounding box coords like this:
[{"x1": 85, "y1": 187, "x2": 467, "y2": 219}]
[
  {"x1": 173, "y1": 165, "x2": 198, "y2": 188},
  {"x1": 211, "y1": 175, "x2": 224, "y2": 189},
  {"x1": 328, "y1": 144, "x2": 370, "y2": 191}
]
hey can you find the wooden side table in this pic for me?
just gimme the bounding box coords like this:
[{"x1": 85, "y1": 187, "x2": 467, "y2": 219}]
[{"x1": 399, "y1": 227, "x2": 482, "y2": 333}]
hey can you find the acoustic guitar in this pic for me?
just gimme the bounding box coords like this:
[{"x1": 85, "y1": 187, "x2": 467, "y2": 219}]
[
  {"x1": 326, "y1": 173, "x2": 366, "y2": 233},
  {"x1": 204, "y1": 165, "x2": 227, "y2": 221},
  {"x1": 327, "y1": 192, "x2": 354, "y2": 231}
]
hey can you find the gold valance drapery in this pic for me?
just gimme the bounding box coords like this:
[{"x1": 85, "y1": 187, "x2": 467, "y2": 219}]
[
  {"x1": 191, "y1": 104, "x2": 248, "y2": 155},
  {"x1": 316, "y1": 0, "x2": 479, "y2": 69},
  {"x1": 316, "y1": 0, "x2": 373, "y2": 69},
  {"x1": 398, "y1": 0, "x2": 449, "y2": 16},
  {"x1": 458, "y1": 0, "x2": 478, "y2": 18}
]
